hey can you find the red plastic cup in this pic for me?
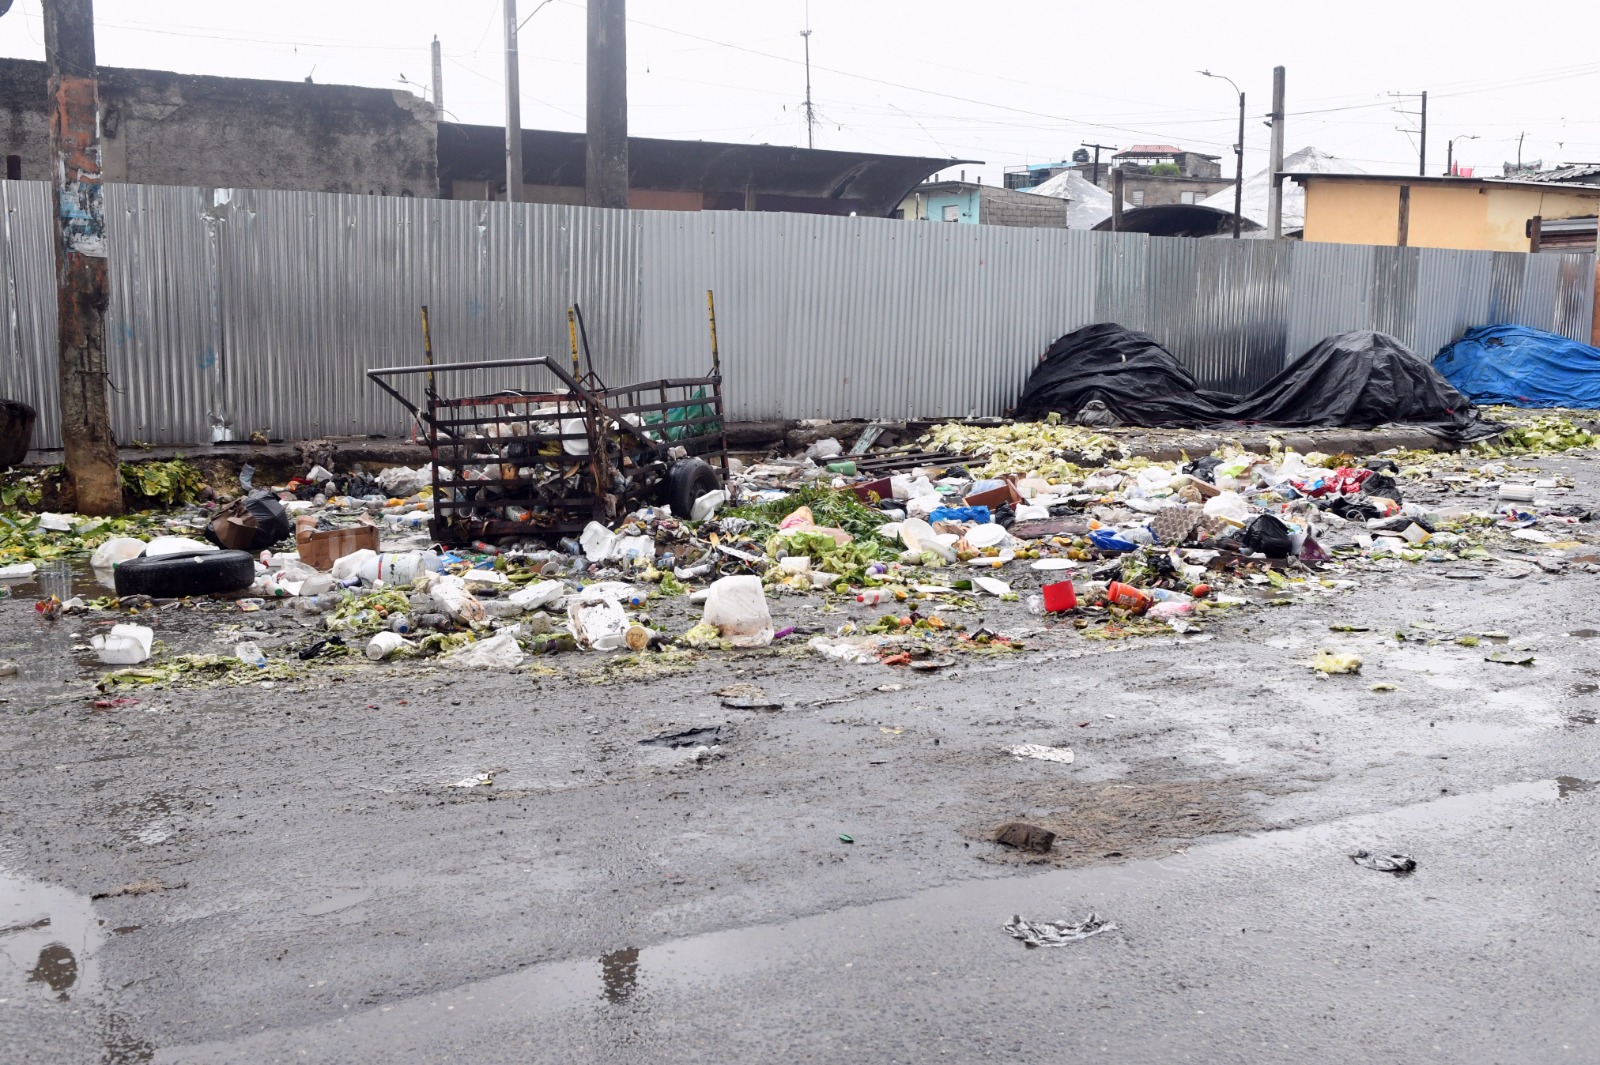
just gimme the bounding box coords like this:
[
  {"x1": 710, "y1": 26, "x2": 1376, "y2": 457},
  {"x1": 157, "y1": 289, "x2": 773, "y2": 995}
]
[{"x1": 1041, "y1": 581, "x2": 1077, "y2": 612}]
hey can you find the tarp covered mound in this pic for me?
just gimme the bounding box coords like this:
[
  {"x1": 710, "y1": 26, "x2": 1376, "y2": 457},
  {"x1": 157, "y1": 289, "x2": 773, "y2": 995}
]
[
  {"x1": 1011, "y1": 324, "x2": 1236, "y2": 428},
  {"x1": 1433, "y1": 325, "x2": 1600, "y2": 409},
  {"x1": 1013, "y1": 324, "x2": 1502, "y2": 444},
  {"x1": 1227, "y1": 330, "x2": 1502, "y2": 442}
]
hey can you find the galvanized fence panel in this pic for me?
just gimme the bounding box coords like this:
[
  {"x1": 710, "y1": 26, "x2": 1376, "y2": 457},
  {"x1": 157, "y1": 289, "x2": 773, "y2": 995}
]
[{"x1": 0, "y1": 179, "x2": 1592, "y2": 446}]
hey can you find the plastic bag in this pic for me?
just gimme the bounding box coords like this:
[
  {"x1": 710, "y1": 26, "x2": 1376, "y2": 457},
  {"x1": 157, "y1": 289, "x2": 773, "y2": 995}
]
[
  {"x1": 90, "y1": 537, "x2": 146, "y2": 569},
  {"x1": 1202, "y1": 491, "x2": 1250, "y2": 524},
  {"x1": 144, "y1": 535, "x2": 218, "y2": 558},
  {"x1": 444, "y1": 630, "x2": 525, "y2": 669},
  {"x1": 702, "y1": 575, "x2": 773, "y2": 648}
]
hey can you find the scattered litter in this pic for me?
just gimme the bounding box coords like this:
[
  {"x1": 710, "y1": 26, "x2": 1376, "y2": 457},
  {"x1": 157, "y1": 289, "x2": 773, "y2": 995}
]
[
  {"x1": 1010, "y1": 743, "x2": 1075, "y2": 765},
  {"x1": 1485, "y1": 650, "x2": 1536, "y2": 666},
  {"x1": 91, "y1": 624, "x2": 154, "y2": 665},
  {"x1": 91, "y1": 877, "x2": 181, "y2": 900},
  {"x1": 448, "y1": 772, "x2": 495, "y2": 788},
  {"x1": 1310, "y1": 650, "x2": 1362, "y2": 675},
  {"x1": 1004, "y1": 913, "x2": 1117, "y2": 947},
  {"x1": 1349, "y1": 850, "x2": 1416, "y2": 874}
]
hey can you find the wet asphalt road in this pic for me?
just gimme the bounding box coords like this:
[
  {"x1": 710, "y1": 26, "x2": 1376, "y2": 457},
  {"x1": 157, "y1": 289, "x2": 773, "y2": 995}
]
[{"x1": 2, "y1": 455, "x2": 1599, "y2": 1063}]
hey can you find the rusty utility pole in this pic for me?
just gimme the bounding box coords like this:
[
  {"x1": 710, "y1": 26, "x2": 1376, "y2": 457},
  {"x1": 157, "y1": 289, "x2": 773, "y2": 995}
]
[
  {"x1": 585, "y1": 0, "x2": 629, "y2": 208},
  {"x1": 43, "y1": 0, "x2": 121, "y2": 515}
]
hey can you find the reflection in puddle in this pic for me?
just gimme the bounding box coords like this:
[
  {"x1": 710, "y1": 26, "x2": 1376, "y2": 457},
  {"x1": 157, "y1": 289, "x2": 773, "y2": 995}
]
[
  {"x1": 28, "y1": 941, "x2": 79, "y2": 998},
  {"x1": 600, "y1": 946, "x2": 640, "y2": 1003},
  {"x1": 0, "y1": 868, "x2": 101, "y2": 1003}
]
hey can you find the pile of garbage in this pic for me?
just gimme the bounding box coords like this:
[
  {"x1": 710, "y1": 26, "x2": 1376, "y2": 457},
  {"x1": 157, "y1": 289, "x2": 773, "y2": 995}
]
[{"x1": 3, "y1": 401, "x2": 1597, "y2": 689}]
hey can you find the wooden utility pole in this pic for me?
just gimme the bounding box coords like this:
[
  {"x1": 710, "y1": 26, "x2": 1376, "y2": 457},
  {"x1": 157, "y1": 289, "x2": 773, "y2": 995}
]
[
  {"x1": 43, "y1": 0, "x2": 121, "y2": 515},
  {"x1": 1081, "y1": 142, "x2": 1116, "y2": 190},
  {"x1": 585, "y1": 0, "x2": 628, "y2": 209},
  {"x1": 1111, "y1": 169, "x2": 1125, "y2": 232}
]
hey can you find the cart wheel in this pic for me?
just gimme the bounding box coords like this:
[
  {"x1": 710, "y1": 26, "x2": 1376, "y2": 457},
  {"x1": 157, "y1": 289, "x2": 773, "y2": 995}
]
[{"x1": 666, "y1": 458, "x2": 722, "y2": 519}]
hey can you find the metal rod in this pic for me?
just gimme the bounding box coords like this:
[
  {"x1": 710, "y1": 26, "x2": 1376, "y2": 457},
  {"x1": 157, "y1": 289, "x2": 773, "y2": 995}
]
[
  {"x1": 573, "y1": 303, "x2": 597, "y2": 382},
  {"x1": 706, "y1": 289, "x2": 721, "y2": 378},
  {"x1": 566, "y1": 307, "x2": 580, "y2": 376}
]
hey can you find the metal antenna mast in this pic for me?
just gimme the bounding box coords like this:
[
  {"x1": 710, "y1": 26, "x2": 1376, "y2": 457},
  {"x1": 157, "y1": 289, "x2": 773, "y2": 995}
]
[{"x1": 801, "y1": 27, "x2": 816, "y2": 149}]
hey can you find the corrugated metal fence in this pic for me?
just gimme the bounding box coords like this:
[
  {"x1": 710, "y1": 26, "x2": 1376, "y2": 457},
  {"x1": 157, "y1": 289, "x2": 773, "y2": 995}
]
[{"x1": 1, "y1": 180, "x2": 1592, "y2": 447}]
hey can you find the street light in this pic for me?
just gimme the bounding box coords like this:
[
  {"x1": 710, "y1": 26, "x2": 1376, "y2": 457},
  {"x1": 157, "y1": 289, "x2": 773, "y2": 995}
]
[
  {"x1": 1446, "y1": 134, "x2": 1479, "y2": 177},
  {"x1": 1200, "y1": 70, "x2": 1245, "y2": 239}
]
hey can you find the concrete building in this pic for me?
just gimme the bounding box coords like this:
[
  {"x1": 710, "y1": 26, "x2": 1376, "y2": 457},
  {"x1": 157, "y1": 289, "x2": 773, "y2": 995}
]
[
  {"x1": 0, "y1": 59, "x2": 961, "y2": 218},
  {"x1": 1104, "y1": 145, "x2": 1230, "y2": 208},
  {"x1": 0, "y1": 59, "x2": 438, "y2": 196},
  {"x1": 898, "y1": 181, "x2": 1069, "y2": 228},
  {"x1": 1290, "y1": 173, "x2": 1600, "y2": 252}
]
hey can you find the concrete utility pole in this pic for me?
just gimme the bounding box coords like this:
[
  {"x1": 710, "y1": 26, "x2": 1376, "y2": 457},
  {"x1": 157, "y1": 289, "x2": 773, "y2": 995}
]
[
  {"x1": 1418, "y1": 90, "x2": 1428, "y2": 177},
  {"x1": 503, "y1": 0, "x2": 522, "y2": 203},
  {"x1": 42, "y1": 0, "x2": 121, "y2": 515},
  {"x1": 585, "y1": 0, "x2": 628, "y2": 209},
  {"x1": 1267, "y1": 66, "x2": 1286, "y2": 239},
  {"x1": 431, "y1": 36, "x2": 444, "y2": 119},
  {"x1": 1081, "y1": 142, "x2": 1116, "y2": 190}
]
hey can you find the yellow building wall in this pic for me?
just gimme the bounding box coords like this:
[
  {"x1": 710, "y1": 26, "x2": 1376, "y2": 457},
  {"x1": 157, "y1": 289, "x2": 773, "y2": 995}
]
[
  {"x1": 1302, "y1": 182, "x2": 1402, "y2": 245},
  {"x1": 1406, "y1": 186, "x2": 1488, "y2": 249},
  {"x1": 1304, "y1": 180, "x2": 1600, "y2": 251}
]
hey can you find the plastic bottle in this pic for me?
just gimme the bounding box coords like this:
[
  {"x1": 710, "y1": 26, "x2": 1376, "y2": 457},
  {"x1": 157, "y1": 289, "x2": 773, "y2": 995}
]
[
  {"x1": 1026, "y1": 594, "x2": 1047, "y2": 616},
  {"x1": 365, "y1": 632, "x2": 410, "y2": 660},
  {"x1": 237, "y1": 598, "x2": 266, "y2": 612},
  {"x1": 388, "y1": 613, "x2": 414, "y2": 634},
  {"x1": 235, "y1": 641, "x2": 267, "y2": 668},
  {"x1": 856, "y1": 588, "x2": 892, "y2": 605},
  {"x1": 414, "y1": 612, "x2": 451, "y2": 630}
]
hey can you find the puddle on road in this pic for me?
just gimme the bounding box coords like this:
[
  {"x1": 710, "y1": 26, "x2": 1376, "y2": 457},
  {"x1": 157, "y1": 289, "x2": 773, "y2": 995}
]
[
  {"x1": 0, "y1": 866, "x2": 103, "y2": 1002},
  {"x1": 152, "y1": 776, "x2": 1589, "y2": 1063}
]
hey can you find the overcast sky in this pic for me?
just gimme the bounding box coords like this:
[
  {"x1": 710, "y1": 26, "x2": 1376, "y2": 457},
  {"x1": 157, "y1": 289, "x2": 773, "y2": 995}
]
[{"x1": 4, "y1": 0, "x2": 1599, "y2": 182}]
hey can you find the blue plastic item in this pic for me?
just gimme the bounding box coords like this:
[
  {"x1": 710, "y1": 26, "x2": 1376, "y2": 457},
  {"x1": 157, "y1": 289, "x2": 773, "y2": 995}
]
[
  {"x1": 1433, "y1": 325, "x2": 1600, "y2": 408},
  {"x1": 928, "y1": 505, "x2": 991, "y2": 524},
  {"x1": 1089, "y1": 529, "x2": 1137, "y2": 552}
]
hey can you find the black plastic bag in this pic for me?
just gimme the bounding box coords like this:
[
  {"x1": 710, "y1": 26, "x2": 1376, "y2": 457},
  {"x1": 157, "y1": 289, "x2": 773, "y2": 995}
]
[
  {"x1": 1184, "y1": 456, "x2": 1225, "y2": 483},
  {"x1": 1235, "y1": 514, "x2": 1293, "y2": 559},
  {"x1": 1361, "y1": 471, "x2": 1403, "y2": 504},
  {"x1": 1328, "y1": 496, "x2": 1381, "y2": 522},
  {"x1": 206, "y1": 490, "x2": 292, "y2": 552}
]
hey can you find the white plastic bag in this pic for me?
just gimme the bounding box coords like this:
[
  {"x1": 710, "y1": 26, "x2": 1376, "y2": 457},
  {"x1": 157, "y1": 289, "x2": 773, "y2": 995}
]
[
  {"x1": 90, "y1": 537, "x2": 147, "y2": 569},
  {"x1": 1203, "y1": 491, "x2": 1250, "y2": 524},
  {"x1": 805, "y1": 437, "x2": 843, "y2": 461},
  {"x1": 91, "y1": 624, "x2": 154, "y2": 664},
  {"x1": 702, "y1": 575, "x2": 774, "y2": 648},
  {"x1": 376, "y1": 466, "x2": 427, "y2": 497},
  {"x1": 332, "y1": 549, "x2": 378, "y2": 583},
  {"x1": 444, "y1": 630, "x2": 525, "y2": 668},
  {"x1": 144, "y1": 535, "x2": 218, "y2": 558}
]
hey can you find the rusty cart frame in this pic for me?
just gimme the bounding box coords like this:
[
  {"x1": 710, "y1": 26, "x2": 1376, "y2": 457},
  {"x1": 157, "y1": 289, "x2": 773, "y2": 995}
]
[{"x1": 367, "y1": 294, "x2": 730, "y2": 545}]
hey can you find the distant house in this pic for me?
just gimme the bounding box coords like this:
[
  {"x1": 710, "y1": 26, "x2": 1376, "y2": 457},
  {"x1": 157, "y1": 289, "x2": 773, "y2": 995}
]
[
  {"x1": 898, "y1": 181, "x2": 1070, "y2": 228},
  {"x1": 1107, "y1": 145, "x2": 1228, "y2": 207},
  {"x1": 1291, "y1": 172, "x2": 1600, "y2": 252}
]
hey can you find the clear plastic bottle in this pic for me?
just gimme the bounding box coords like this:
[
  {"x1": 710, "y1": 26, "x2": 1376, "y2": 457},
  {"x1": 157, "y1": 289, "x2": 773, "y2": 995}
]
[{"x1": 235, "y1": 641, "x2": 267, "y2": 668}]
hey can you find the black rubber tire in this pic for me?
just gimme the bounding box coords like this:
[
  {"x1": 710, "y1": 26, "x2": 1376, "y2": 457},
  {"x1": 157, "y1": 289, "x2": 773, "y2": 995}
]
[
  {"x1": 113, "y1": 549, "x2": 257, "y2": 598},
  {"x1": 665, "y1": 458, "x2": 722, "y2": 519}
]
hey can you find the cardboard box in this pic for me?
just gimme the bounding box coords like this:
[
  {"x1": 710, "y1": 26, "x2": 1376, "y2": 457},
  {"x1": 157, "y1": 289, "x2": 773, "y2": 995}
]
[
  {"x1": 295, "y1": 517, "x2": 380, "y2": 571},
  {"x1": 964, "y1": 481, "x2": 1023, "y2": 510},
  {"x1": 850, "y1": 477, "x2": 893, "y2": 504}
]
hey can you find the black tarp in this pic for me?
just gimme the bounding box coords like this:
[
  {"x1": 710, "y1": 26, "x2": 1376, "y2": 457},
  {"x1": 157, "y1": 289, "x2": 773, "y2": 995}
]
[
  {"x1": 1226, "y1": 331, "x2": 1500, "y2": 441},
  {"x1": 1012, "y1": 324, "x2": 1502, "y2": 444},
  {"x1": 1011, "y1": 324, "x2": 1235, "y2": 428}
]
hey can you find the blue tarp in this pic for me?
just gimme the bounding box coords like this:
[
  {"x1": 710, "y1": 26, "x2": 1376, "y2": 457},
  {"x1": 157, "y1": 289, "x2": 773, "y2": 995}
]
[{"x1": 1434, "y1": 325, "x2": 1600, "y2": 408}]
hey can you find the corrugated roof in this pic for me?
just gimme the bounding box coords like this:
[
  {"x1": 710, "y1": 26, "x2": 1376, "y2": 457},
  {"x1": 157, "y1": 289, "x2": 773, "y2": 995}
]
[
  {"x1": 1199, "y1": 146, "x2": 1367, "y2": 231},
  {"x1": 1114, "y1": 145, "x2": 1184, "y2": 157},
  {"x1": 1023, "y1": 169, "x2": 1132, "y2": 229}
]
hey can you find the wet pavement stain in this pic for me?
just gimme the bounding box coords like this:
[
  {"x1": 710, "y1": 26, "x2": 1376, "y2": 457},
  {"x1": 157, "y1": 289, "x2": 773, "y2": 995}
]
[
  {"x1": 1556, "y1": 776, "x2": 1597, "y2": 798},
  {"x1": 600, "y1": 946, "x2": 640, "y2": 1003}
]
